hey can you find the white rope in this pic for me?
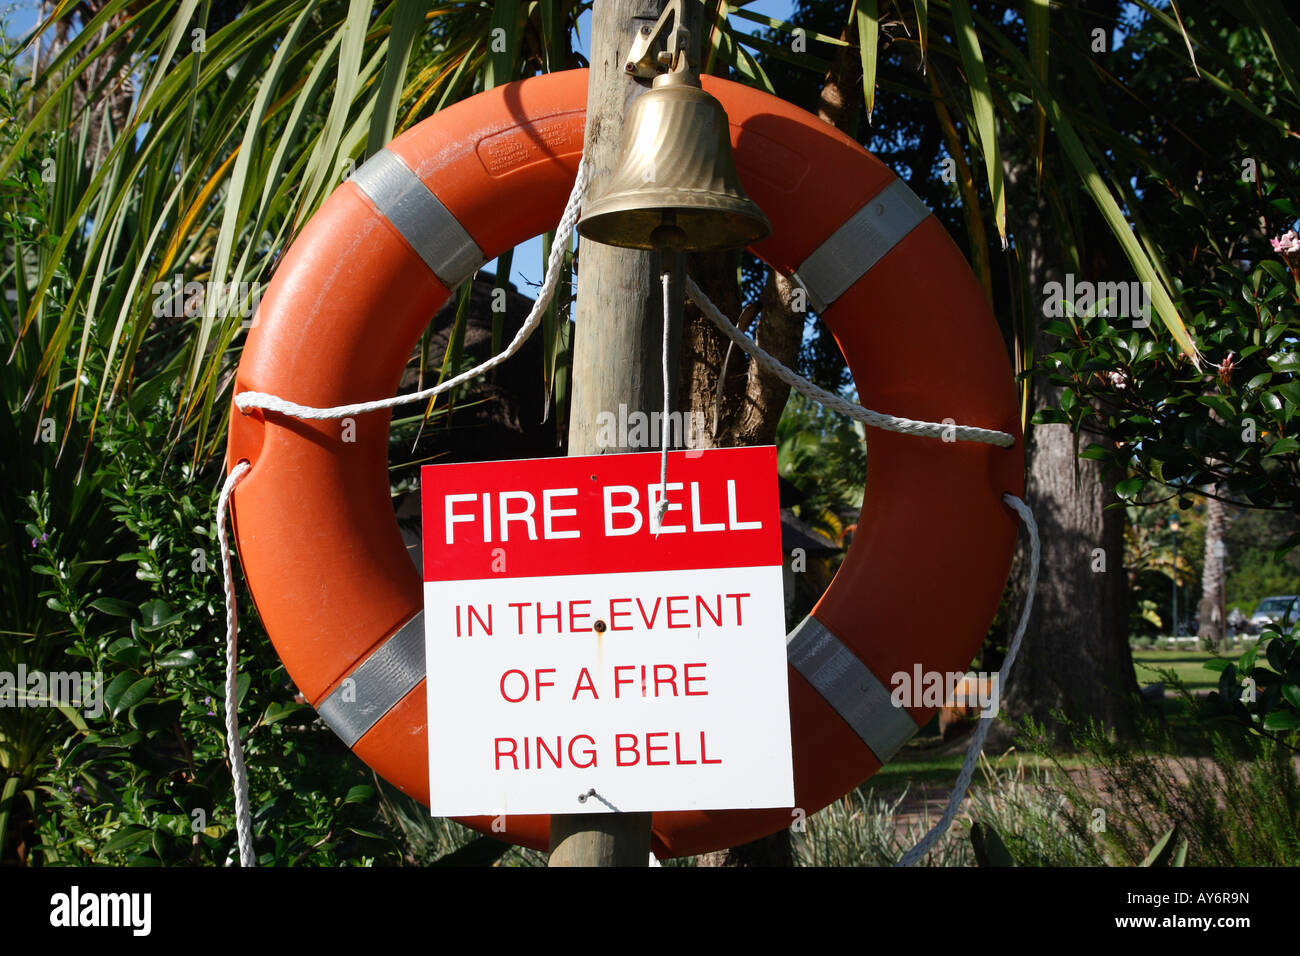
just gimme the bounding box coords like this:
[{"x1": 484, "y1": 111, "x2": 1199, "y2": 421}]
[
  {"x1": 684, "y1": 276, "x2": 1015, "y2": 448},
  {"x1": 653, "y1": 269, "x2": 672, "y2": 535},
  {"x1": 215, "y1": 162, "x2": 589, "y2": 866},
  {"x1": 216, "y1": 460, "x2": 255, "y2": 867},
  {"x1": 895, "y1": 492, "x2": 1039, "y2": 867},
  {"x1": 233, "y1": 160, "x2": 590, "y2": 420}
]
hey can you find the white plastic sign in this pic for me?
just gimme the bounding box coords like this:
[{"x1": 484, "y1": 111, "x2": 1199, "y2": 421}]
[{"x1": 421, "y1": 447, "x2": 794, "y2": 817}]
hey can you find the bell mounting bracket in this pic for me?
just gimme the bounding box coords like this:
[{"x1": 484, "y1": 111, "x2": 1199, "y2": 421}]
[{"x1": 626, "y1": 0, "x2": 691, "y2": 78}]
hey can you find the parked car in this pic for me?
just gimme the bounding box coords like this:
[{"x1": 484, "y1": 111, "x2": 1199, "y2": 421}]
[{"x1": 1249, "y1": 595, "x2": 1299, "y2": 632}]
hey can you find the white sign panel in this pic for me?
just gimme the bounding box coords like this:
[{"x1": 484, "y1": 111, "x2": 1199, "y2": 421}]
[{"x1": 421, "y1": 447, "x2": 794, "y2": 817}]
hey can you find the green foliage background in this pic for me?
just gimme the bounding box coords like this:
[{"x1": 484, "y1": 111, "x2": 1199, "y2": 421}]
[{"x1": 2, "y1": 1, "x2": 1298, "y2": 865}]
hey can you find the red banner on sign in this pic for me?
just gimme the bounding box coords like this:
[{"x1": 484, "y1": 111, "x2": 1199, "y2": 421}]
[{"x1": 421, "y1": 447, "x2": 781, "y2": 582}]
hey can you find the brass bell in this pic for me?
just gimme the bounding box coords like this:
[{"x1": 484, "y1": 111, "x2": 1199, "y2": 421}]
[{"x1": 578, "y1": 71, "x2": 771, "y2": 252}]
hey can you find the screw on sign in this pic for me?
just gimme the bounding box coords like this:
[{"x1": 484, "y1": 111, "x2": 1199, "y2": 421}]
[{"x1": 421, "y1": 447, "x2": 794, "y2": 818}]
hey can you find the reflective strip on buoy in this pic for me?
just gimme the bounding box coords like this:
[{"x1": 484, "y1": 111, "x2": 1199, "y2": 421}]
[
  {"x1": 793, "y1": 179, "x2": 931, "y2": 312},
  {"x1": 786, "y1": 615, "x2": 919, "y2": 762},
  {"x1": 317, "y1": 611, "x2": 425, "y2": 748},
  {"x1": 350, "y1": 149, "x2": 485, "y2": 289}
]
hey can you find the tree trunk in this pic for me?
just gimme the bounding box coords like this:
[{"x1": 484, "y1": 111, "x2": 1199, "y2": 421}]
[
  {"x1": 999, "y1": 196, "x2": 1139, "y2": 741},
  {"x1": 1003, "y1": 395, "x2": 1138, "y2": 738},
  {"x1": 1197, "y1": 493, "x2": 1228, "y2": 650}
]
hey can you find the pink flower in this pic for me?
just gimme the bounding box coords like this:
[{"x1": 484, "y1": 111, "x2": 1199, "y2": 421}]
[
  {"x1": 1217, "y1": 351, "x2": 1236, "y2": 388},
  {"x1": 1271, "y1": 230, "x2": 1300, "y2": 255},
  {"x1": 1106, "y1": 370, "x2": 1129, "y2": 390}
]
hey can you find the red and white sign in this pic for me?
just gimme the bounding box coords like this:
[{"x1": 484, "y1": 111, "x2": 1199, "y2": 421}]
[{"x1": 421, "y1": 447, "x2": 794, "y2": 817}]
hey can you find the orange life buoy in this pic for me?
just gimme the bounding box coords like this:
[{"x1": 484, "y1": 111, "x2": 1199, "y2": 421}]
[{"x1": 227, "y1": 69, "x2": 1023, "y2": 858}]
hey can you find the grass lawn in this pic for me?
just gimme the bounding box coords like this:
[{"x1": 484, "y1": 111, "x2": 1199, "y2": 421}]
[
  {"x1": 871, "y1": 752, "x2": 1084, "y2": 791},
  {"x1": 860, "y1": 647, "x2": 1253, "y2": 795},
  {"x1": 1132, "y1": 646, "x2": 1245, "y2": 690}
]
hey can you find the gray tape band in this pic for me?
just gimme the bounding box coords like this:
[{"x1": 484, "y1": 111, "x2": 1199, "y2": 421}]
[
  {"x1": 786, "y1": 615, "x2": 919, "y2": 762},
  {"x1": 349, "y1": 149, "x2": 485, "y2": 289},
  {"x1": 316, "y1": 611, "x2": 425, "y2": 748},
  {"x1": 792, "y1": 179, "x2": 932, "y2": 312}
]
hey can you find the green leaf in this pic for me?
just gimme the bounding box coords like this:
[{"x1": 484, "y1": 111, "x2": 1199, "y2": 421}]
[
  {"x1": 1275, "y1": 383, "x2": 1300, "y2": 408},
  {"x1": 491, "y1": 247, "x2": 514, "y2": 356},
  {"x1": 483, "y1": 0, "x2": 521, "y2": 90},
  {"x1": 1196, "y1": 395, "x2": 1235, "y2": 419},
  {"x1": 855, "y1": 0, "x2": 879, "y2": 124},
  {"x1": 260, "y1": 701, "x2": 303, "y2": 725},
  {"x1": 296, "y1": 0, "x2": 373, "y2": 234},
  {"x1": 912, "y1": 0, "x2": 928, "y2": 63},
  {"x1": 1026, "y1": 0, "x2": 1049, "y2": 179},
  {"x1": 366, "y1": 0, "x2": 426, "y2": 158},
  {"x1": 1116, "y1": 476, "x2": 1145, "y2": 501},
  {"x1": 950, "y1": 0, "x2": 1006, "y2": 248},
  {"x1": 111, "y1": 678, "x2": 154, "y2": 718},
  {"x1": 158, "y1": 649, "x2": 198, "y2": 670},
  {"x1": 342, "y1": 784, "x2": 375, "y2": 805},
  {"x1": 1268, "y1": 352, "x2": 1300, "y2": 374},
  {"x1": 102, "y1": 672, "x2": 136, "y2": 714},
  {"x1": 1079, "y1": 443, "x2": 1111, "y2": 461},
  {"x1": 100, "y1": 825, "x2": 153, "y2": 856},
  {"x1": 970, "y1": 822, "x2": 1015, "y2": 866},
  {"x1": 89, "y1": 596, "x2": 135, "y2": 617},
  {"x1": 106, "y1": 638, "x2": 144, "y2": 668},
  {"x1": 1141, "y1": 825, "x2": 1181, "y2": 866},
  {"x1": 139, "y1": 599, "x2": 183, "y2": 632},
  {"x1": 1262, "y1": 711, "x2": 1300, "y2": 731},
  {"x1": 1266, "y1": 437, "x2": 1299, "y2": 457},
  {"x1": 727, "y1": 7, "x2": 851, "y2": 48}
]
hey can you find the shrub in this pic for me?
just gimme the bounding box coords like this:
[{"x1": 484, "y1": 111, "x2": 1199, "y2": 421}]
[
  {"x1": 1021, "y1": 712, "x2": 1300, "y2": 866},
  {"x1": 15, "y1": 394, "x2": 406, "y2": 865}
]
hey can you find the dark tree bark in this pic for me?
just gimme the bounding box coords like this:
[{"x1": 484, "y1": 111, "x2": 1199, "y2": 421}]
[{"x1": 1003, "y1": 375, "x2": 1139, "y2": 738}]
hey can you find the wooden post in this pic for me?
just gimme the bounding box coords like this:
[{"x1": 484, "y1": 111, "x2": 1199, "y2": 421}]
[{"x1": 547, "y1": 0, "x2": 696, "y2": 868}]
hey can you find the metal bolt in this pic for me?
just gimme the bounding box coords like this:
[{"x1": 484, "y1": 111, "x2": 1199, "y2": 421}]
[
  {"x1": 594, "y1": 620, "x2": 607, "y2": 634},
  {"x1": 578, "y1": 788, "x2": 597, "y2": 803}
]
